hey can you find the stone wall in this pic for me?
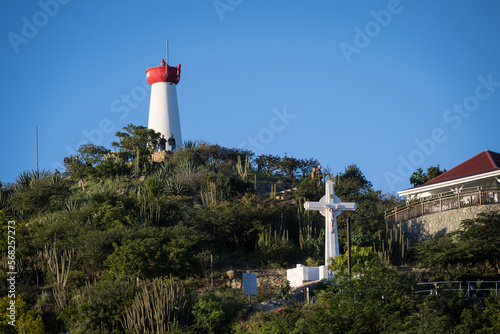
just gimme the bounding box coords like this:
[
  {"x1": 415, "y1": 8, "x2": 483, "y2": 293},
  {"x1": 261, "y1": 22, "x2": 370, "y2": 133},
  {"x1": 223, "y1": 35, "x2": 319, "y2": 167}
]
[
  {"x1": 225, "y1": 269, "x2": 286, "y2": 289},
  {"x1": 401, "y1": 204, "x2": 500, "y2": 241}
]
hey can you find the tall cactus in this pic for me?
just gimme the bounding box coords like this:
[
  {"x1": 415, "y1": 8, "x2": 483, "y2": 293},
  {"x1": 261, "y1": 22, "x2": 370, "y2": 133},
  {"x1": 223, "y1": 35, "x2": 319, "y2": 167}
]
[
  {"x1": 297, "y1": 198, "x2": 316, "y2": 250},
  {"x1": 201, "y1": 181, "x2": 219, "y2": 206},
  {"x1": 121, "y1": 277, "x2": 191, "y2": 333},
  {"x1": 373, "y1": 223, "x2": 409, "y2": 266},
  {"x1": 236, "y1": 155, "x2": 250, "y2": 181},
  {"x1": 258, "y1": 213, "x2": 288, "y2": 247},
  {"x1": 270, "y1": 183, "x2": 277, "y2": 199},
  {"x1": 137, "y1": 187, "x2": 162, "y2": 225},
  {"x1": 44, "y1": 239, "x2": 73, "y2": 310}
]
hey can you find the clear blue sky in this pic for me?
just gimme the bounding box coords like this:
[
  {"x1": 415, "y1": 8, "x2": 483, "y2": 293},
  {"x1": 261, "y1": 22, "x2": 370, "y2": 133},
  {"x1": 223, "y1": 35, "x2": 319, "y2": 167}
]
[{"x1": 1, "y1": 0, "x2": 500, "y2": 194}]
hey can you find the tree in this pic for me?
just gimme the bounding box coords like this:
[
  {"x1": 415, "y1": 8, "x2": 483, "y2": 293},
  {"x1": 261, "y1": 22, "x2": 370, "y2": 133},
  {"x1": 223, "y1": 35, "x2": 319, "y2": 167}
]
[
  {"x1": 295, "y1": 177, "x2": 323, "y2": 201},
  {"x1": 87, "y1": 159, "x2": 131, "y2": 180},
  {"x1": 194, "y1": 194, "x2": 286, "y2": 252},
  {"x1": 192, "y1": 293, "x2": 225, "y2": 333},
  {"x1": 57, "y1": 279, "x2": 136, "y2": 333},
  {"x1": 315, "y1": 263, "x2": 417, "y2": 334},
  {"x1": 410, "y1": 165, "x2": 446, "y2": 186},
  {"x1": 77, "y1": 143, "x2": 110, "y2": 166},
  {"x1": 196, "y1": 202, "x2": 260, "y2": 252},
  {"x1": 414, "y1": 234, "x2": 465, "y2": 280},
  {"x1": 409, "y1": 167, "x2": 426, "y2": 186},
  {"x1": 329, "y1": 246, "x2": 378, "y2": 277},
  {"x1": 84, "y1": 191, "x2": 135, "y2": 229},
  {"x1": 105, "y1": 225, "x2": 206, "y2": 279},
  {"x1": 426, "y1": 165, "x2": 446, "y2": 180},
  {"x1": 281, "y1": 155, "x2": 301, "y2": 178},
  {"x1": 105, "y1": 237, "x2": 168, "y2": 279},
  {"x1": 254, "y1": 154, "x2": 319, "y2": 178},
  {"x1": 455, "y1": 211, "x2": 500, "y2": 273},
  {"x1": 255, "y1": 154, "x2": 281, "y2": 175},
  {"x1": 298, "y1": 158, "x2": 320, "y2": 178},
  {"x1": 63, "y1": 155, "x2": 87, "y2": 179},
  {"x1": 334, "y1": 164, "x2": 388, "y2": 235},
  {"x1": 414, "y1": 211, "x2": 500, "y2": 279},
  {"x1": 8, "y1": 174, "x2": 70, "y2": 217},
  {"x1": 336, "y1": 164, "x2": 372, "y2": 197},
  {"x1": 111, "y1": 124, "x2": 159, "y2": 172},
  {"x1": 196, "y1": 142, "x2": 254, "y2": 165}
]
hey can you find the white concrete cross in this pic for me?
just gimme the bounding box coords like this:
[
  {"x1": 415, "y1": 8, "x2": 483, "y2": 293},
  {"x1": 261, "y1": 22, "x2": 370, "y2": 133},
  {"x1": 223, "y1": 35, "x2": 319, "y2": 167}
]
[{"x1": 304, "y1": 181, "x2": 357, "y2": 271}]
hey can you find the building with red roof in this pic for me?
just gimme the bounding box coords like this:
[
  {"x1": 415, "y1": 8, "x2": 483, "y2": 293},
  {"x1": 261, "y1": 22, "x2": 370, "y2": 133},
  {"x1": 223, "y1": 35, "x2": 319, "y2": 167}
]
[
  {"x1": 384, "y1": 150, "x2": 500, "y2": 237},
  {"x1": 398, "y1": 150, "x2": 500, "y2": 200}
]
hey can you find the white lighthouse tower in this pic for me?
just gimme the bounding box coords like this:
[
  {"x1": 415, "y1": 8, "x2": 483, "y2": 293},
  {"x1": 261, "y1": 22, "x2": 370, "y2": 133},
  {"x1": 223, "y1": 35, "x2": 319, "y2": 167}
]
[{"x1": 146, "y1": 42, "x2": 182, "y2": 145}]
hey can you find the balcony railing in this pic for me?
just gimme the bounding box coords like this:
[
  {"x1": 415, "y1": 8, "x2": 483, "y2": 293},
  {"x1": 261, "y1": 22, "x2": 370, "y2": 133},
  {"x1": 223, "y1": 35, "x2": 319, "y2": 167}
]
[
  {"x1": 385, "y1": 186, "x2": 500, "y2": 224},
  {"x1": 416, "y1": 281, "x2": 499, "y2": 297}
]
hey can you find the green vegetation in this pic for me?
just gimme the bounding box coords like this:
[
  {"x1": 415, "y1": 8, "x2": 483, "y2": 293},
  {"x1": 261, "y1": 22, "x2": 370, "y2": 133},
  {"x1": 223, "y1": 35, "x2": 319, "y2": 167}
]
[
  {"x1": 409, "y1": 164, "x2": 447, "y2": 186},
  {"x1": 0, "y1": 124, "x2": 498, "y2": 333},
  {"x1": 414, "y1": 211, "x2": 500, "y2": 281},
  {"x1": 237, "y1": 247, "x2": 500, "y2": 333}
]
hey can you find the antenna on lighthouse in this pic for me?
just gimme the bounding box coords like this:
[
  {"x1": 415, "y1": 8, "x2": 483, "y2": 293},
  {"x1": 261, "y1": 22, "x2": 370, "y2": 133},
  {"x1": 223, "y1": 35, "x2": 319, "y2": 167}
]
[
  {"x1": 36, "y1": 126, "x2": 39, "y2": 173},
  {"x1": 166, "y1": 30, "x2": 169, "y2": 65}
]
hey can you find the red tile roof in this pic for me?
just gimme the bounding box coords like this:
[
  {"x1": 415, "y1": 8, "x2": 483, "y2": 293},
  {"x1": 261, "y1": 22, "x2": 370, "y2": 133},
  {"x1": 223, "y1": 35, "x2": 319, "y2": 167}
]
[{"x1": 423, "y1": 150, "x2": 500, "y2": 186}]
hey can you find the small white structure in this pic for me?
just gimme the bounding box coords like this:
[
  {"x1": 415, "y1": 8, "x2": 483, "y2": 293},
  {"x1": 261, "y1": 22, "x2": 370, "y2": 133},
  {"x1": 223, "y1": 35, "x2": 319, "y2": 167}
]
[
  {"x1": 146, "y1": 41, "x2": 182, "y2": 146},
  {"x1": 287, "y1": 264, "x2": 330, "y2": 288},
  {"x1": 287, "y1": 181, "x2": 357, "y2": 288}
]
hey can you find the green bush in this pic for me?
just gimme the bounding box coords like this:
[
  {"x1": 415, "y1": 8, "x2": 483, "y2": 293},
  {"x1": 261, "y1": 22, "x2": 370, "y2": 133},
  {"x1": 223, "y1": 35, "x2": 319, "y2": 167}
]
[{"x1": 295, "y1": 177, "x2": 323, "y2": 201}]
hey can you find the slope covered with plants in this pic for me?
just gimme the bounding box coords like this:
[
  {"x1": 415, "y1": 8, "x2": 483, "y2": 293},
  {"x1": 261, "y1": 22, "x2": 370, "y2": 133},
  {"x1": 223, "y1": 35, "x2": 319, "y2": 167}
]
[{"x1": 1, "y1": 124, "x2": 498, "y2": 333}]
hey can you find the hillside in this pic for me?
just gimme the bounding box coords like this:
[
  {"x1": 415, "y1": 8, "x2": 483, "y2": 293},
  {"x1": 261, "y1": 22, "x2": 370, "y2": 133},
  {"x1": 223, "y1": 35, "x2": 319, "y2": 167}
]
[{"x1": 1, "y1": 124, "x2": 499, "y2": 333}]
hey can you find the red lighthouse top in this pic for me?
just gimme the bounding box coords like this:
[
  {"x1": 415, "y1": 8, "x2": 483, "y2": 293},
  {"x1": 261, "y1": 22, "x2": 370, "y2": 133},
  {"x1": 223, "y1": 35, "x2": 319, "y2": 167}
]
[{"x1": 146, "y1": 59, "x2": 181, "y2": 85}]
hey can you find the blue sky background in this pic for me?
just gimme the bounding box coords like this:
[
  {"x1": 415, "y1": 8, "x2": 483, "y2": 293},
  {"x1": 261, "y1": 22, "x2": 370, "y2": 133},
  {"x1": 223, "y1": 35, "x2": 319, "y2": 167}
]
[{"x1": 1, "y1": 0, "x2": 499, "y2": 194}]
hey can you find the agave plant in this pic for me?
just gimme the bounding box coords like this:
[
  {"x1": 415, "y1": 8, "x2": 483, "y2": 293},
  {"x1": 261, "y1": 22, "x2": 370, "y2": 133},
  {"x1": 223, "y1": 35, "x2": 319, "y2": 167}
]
[
  {"x1": 37, "y1": 214, "x2": 57, "y2": 226},
  {"x1": 175, "y1": 157, "x2": 197, "y2": 180},
  {"x1": 47, "y1": 174, "x2": 62, "y2": 185},
  {"x1": 118, "y1": 173, "x2": 133, "y2": 183},
  {"x1": 29, "y1": 168, "x2": 52, "y2": 181},
  {"x1": 14, "y1": 171, "x2": 31, "y2": 192},
  {"x1": 206, "y1": 159, "x2": 224, "y2": 174},
  {"x1": 159, "y1": 177, "x2": 187, "y2": 195},
  {"x1": 63, "y1": 155, "x2": 87, "y2": 178},
  {"x1": 154, "y1": 161, "x2": 174, "y2": 180},
  {"x1": 62, "y1": 199, "x2": 87, "y2": 214},
  {"x1": 96, "y1": 184, "x2": 115, "y2": 197},
  {"x1": 14, "y1": 168, "x2": 51, "y2": 192},
  {"x1": 181, "y1": 140, "x2": 197, "y2": 149}
]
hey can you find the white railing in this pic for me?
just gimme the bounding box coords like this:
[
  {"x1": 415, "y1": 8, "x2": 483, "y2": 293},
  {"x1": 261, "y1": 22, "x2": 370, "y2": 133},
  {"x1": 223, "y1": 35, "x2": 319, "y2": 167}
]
[
  {"x1": 385, "y1": 186, "x2": 500, "y2": 224},
  {"x1": 415, "y1": 281, "x2": 499, "y2": 297}
]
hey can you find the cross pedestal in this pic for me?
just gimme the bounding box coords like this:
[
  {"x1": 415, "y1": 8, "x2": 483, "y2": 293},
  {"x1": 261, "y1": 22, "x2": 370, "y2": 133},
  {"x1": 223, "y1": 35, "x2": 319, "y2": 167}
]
[{"x1": 287, "y1": 181, "x2": 356, "y2": 287}]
